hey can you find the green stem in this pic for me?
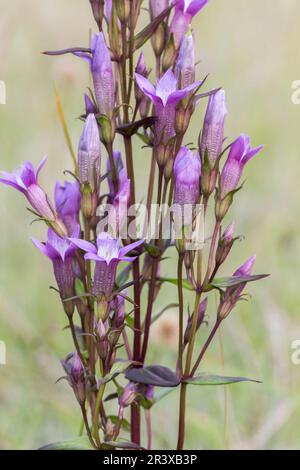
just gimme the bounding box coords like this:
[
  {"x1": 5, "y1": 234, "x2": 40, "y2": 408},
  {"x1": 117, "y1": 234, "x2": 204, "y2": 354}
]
[
  {"x1": 176, "y1": 383, "x2": 187, "y2": 450},
  {"x1": 177, "y1": 254, "x2": 184, "y2": 375}
]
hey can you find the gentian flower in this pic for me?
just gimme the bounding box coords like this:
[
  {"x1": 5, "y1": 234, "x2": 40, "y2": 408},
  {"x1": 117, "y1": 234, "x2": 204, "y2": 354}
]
[
  {"x1": 170, "y1": 0, "x2": 209, "y2": 47},
  {"x1": 61, "y1": 352, "x2": 86, "y2": 405},
  {"x1": 0, "y1": 157, "x2": 67, "y2": 237},
  {"x1": 174, "y1": 33, "x2": 195, "y2": 89},
  {"x1": 111, "y1": 178, "x2": 131, "y2": 237},
  {"x1": 150, "y1": 0, "x2": 169, "y2": 18},
  {"x1": 78, "y1": 113, "x2": 101, "y2": 189},
  {"x1": 201, "y1": 89, "x2": 227, "y2": 168},
  {"x1": 217, "y1": 255, "x2": 256, "y2": 320},
  {"x1": 174, "y1": 147, "x2": 201, "y2": 206},
  {"x1": 55, "y1": 181, "x2": 81, "y2": 235},
  {"x1": 220, "y1": 134, "x2": 263, "y2": 198},
  {"x1": 184, "y1": 297, "x2": 207, "y2": 345},
  {"x1": 118, "y1": 382, "x2": 138, "y2": 408},
  {"x1": 69, "y1": 232, "x2": 144, "y2": 298},
  {"x1": 215, "y1": 221, "x2": 235, "y2": 267},
  {"x1": 135, "y1": 69, "x2": 201, "y2": 149},
  {"x1": 75, "y1": 33, "x2": 115, "y2": 118},
  {"x1": 32, "y1": 227, "x2": 79, "y2": 315}
]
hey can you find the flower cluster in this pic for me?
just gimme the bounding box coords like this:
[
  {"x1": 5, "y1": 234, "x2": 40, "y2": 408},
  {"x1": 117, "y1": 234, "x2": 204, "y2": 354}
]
[{"x1": 0, "y1": 0, "x2": 268, "y2": 451}]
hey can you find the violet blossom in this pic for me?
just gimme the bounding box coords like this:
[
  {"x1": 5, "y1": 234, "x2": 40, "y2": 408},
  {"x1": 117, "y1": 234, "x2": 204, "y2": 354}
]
[
  {"x1": 174, "y1": 147, "x2": 201, "y2": 206},
  {"x1": 174, "y1": 33, "x2": 195, "y2": 90},
  {"x1": 220, "y1": 134, "x2": 263, "y2": 198},
  {"x1": 69, "y1": 232, "x2": 144, "y2": 298},
  {"x1": 201, "y1": 89, "x2": 228, "y2": 168},
  {"x1": 75, "y1": 33, "x2": 115, "y2": 118},
  {"x1": 32, "y1": 227, "x2": 79, "y2": 315},
  {"x1": 106, "y1": 151, "x2": 127, "y2": 202},
  {"x1": 55, "y1": 181, "x2": 81, "y2": 235},
  {"x1": 61, "y1": 352, "x2": 86, "y2": 405},
  {"x1": 170, "y1": 0, "x2": 209, "y2": 47},
  {"x1": 0, "y1": 157, "x2": 67, "y2": 237},
  {"x1": 135, "y1": 69, "x2": 201, "y2": 148},
  {"x1": 78, "y1": 113, "x2": 101, "y2": 189}
]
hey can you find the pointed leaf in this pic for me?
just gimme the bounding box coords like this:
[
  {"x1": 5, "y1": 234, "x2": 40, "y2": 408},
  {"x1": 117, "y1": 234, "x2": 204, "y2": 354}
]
[
  {"x1": 125, "y1": 365, "x2": 180, "y2": 387},
  {"x1": 157, "y1": 277, "x2": 194, "y2": 291},
  {"x1": 134, "y1": 6, "x2": 173, "y2": 51},
  {"x1": 183, "y1": 373, "x2": 261, "y2": 386},
  {"x1": 39, "y1": 436, "x2": 94, "y2": 450},
  {"x1": 208, "y1": 274, "x2": 269, "y2": 290}
]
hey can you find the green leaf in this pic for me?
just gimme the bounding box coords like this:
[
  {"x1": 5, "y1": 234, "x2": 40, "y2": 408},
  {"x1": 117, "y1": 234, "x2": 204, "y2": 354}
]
[
  {"x1": 157, "y1": 277, "x2": 194, "y2": 291},
  {"x1": 207, "y1": 274, "x2": 269, "y2": 290},
  {"x1": 182, "y1": 373, "x2": 261, "y2": 386},
  {"x1": 39, "y1": 436, "x2": 94, "y2": 450},
  {"x1": 107, "y1": 415, "x2": 131, "y2": 433}
]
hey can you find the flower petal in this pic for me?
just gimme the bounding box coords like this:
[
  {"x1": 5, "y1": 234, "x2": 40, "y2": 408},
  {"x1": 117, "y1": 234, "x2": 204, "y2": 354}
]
[
  {"x1": 119, "y1": 239, "x2": 144, "y2": 257},
  {"x1": 68, "y1": 237, "x2": 97, "y2": 254},
  {"x1": 135, "y1": 73, "x2": 158, "y2": 103}
]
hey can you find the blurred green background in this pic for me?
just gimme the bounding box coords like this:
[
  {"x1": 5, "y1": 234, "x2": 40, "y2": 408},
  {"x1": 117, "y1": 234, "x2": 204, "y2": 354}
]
[{"x1": 1, "y1": 0, "x2": 300, "y2": 450}]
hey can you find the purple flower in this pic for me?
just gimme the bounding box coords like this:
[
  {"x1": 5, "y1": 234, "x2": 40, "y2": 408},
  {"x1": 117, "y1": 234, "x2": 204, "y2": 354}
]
[
  {"x1": 111, "y1": 295, "x2": 126, "y2": 329},
  {"x1": 220, "y1": 135, "x2": 263, "y2": 198},
  {"x1": 0, "y1": 157, "x2": 55, "y2": 220},
  {"x1": 32, "y1": 228, "x2": 79, "y2": 313},
  {"x1": 150, "y1": 0, "x2": 169, "y2": 18},
  {"x1": 170, "y1": 0, "x2": 209, "y2": 47},
  {"x1": 215, "y1": 221, "x2": 235, "y2": 267},
  {"x1": 118, "y1": 382, "x2": 138, "y2": 408},
  {"x1": 78, "y1": 113, "x2": 101, "y2": 188},
  {"x1": 55, "y1": 181, "x2": 81, "y2": 235},
  {"x1": 218, "y1": 255, "x2": 256, "y2": 320},
  {"x1": 75, "y1": 33, "x2": 115, "y2": 118},
  {"x1": 201, "y1": 89, "x2": 228, "y2": 168},
  {"x1": 174, "y1": 147, "x2": 201, "y2": 205},
  {"x1": 135, "y1": 69, "x2": 201, "y2": 145},
  {"x1": 69, "y1": 232, "x2": 144, "y2": 297},
  {"x1": 184, "y1": 297, "x2": 207, "y2": 345},
  {"x1": 174, "y1": 33, "x2": 195, "y2": 89},
  {"x1": 111, "y1": 178, "x2": 131, "y2": 237},
  {"x1": 61, "y1": 352, "x2": 86, "y2": 404}
]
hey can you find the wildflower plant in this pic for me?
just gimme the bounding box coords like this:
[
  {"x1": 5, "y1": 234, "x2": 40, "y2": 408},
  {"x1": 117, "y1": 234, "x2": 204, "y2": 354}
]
[{"x1": 0, "y1": 0, "x2": 269, "y2": 450}]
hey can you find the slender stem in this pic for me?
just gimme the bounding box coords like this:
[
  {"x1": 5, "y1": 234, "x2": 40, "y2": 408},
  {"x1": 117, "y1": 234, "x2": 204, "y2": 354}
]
[
  {"x1": 191, "y1": 319, "x2": 222, "y2": 377},
  {"x1": 176, "y1": 383, "x2": 187, "y2": 450},
  {"x1": 80, "y1": 404, "x2": 97, "y2": 450},
  {"x1": 69, "y1": 316, "x2": 86, "y2": 366},
  {"x1": 92, "y1": 383, "x2": 105, "y2": 448},
  {"x1": 131, "y1": 405, "x2": 141, "y2": 446},
  {"x1": 202, "y1": 221, "x2": 221, "y2": 288},
  {"x1": 177, "y1": 254, "x2": 184, "y2": 376},
  {"x1": 145, "y1": 409, "x2": 152, "y2": 450}
]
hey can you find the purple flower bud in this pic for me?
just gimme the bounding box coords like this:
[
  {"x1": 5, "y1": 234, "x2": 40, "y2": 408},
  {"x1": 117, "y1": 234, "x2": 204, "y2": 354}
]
[
  {"x1": 112, "y1": 178, "x2": 131, "y2": 236},
  {"x1": 220, "y1": 135, "x2": 263, "y2": 198},
  {"x1": 61, "y1": 352, "x2": 86, "y2": 404},
  {"x1": 32, "y1": 228, "x2": 79, "y2": 314},
  {"x1": 218, "y1": 255, "x2": 256, "y2": 320},
  {"x1": 201, "y1": 89, "x2": 227, "y2": 168},
  {"x1": 184, "y1": 297, "x2": 207, "y2": 345},
  {"x1": 118, "y1": 382, "x2": 138, "y2": 408},
  {"x1": 97, "y1": 319, "x2": 109, "y2": 359},
  {"x1": 135, "y1": 69, "x2": 201, "y2": 147},
  {"x1": 175, "y1": 33, "x2": 195, "y2": 89},
  {"x1": 150, "y1": 0, "x2": 169, "y2": 18},
  {"x1": 75, "y1": 33, "x2": 115, "y2": 118},
  {"x1": 0, "y1": 156, "x2": 56, "y2": 221},
  {"x1": 111, "y1": 295, "x2": 126, "y2": 329},
  {"x1": 55, "y1": 181, "x2": 81, "y2": 235},
  {"x1": 145, "y1": 384, "x2": 155, "y2": 401},
  {"x1": 78, "y1": 114, "x2": 101, "y2": 188},
  {"x1": 170, "y1": 0, "x2": 209, "y2": 47},
  {"x1": 84, "y1": 93, "x2": 97, "y2": 115},
  {"x1": 69, "y1": 233, "x2": 144, "y2": 298},
  {"x1": 215, "y1": 222, "x2": 235, "y2": 267},
  {"x1": 174, "y1": 147, "x2": 201, "y2": 206}
]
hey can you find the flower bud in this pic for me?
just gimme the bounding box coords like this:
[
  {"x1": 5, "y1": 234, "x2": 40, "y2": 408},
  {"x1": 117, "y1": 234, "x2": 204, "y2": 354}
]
[
  {"x1": 81, "y1": 182, "x2": 96, "y2": 219},
  {"x1": 97, "y1": 319, "x2": 109, "y2": 359},
  {"x1": 118, "y1": 382, "x2": 138, "y2": 408},
  {"x1": 175, "y1": 33, "x2": 195, "y2": 90},
  {"x1": 215, "y1": 222, "x2": 235, "y2": 267},
  {"x1": 78, "y1": 114, "x2": 101, "y2": 189},
  {"x1": 174, "y1": 147, "x2": 201, "y2": 206},
  {"x1": 184, "y1": 297, "x2": 208, "y2": 345},
  {"x1": 99, "y1": 115, "x2": 116, "y2": 146},
  {"x1": 116, "y1": 0, "x2": 130, "y2": 23},
  {"x1": 150, "y1": 1, "x2": 169, "y2": 57},
  {"x1": 162, "y1": 35, "x2": 177, "y2": 72}
]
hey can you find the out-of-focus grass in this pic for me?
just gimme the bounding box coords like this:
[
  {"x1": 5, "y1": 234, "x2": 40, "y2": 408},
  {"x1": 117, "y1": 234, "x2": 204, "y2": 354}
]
[{"x1": 1, "y1": 0, "x2": 300, "y2": 449}]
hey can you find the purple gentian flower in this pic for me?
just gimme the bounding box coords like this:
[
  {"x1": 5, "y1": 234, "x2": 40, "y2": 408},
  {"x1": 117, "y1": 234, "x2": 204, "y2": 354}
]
[
  {"x1": 55, "y1": 181, "x2": 81, "y2": 235},
  {"x1": 170, "y1": 0, "x2": 209, "y2": 47},
  {"x1": 75, "y1": 33, "x2": 115, "y2": 118},
  {"x1": 78, "y1": 113, "x2": 101, "y2": 188},
  {"x1": 150, "y1": 0, "x2": 169, "y2": 18},
  {"x1": 174, "y1": 147, "x2": 201, "y2": 205},
  {"x1": 215, "y1": 221, "x2": 235, "y2": 267},
  {"x1": 218, "y1": 255, "x2": 256, "y2": 320},
  {"x1": 220, "y1": 135, "x2": 263, "y2": 198},
  {"x1": 111, "y1": 178, "x2": 131, "y2": 237},
  {"x1": 32, "y1": 228, "x2": 79, "y2": 313},
  {"x1": 135, "y1": 69, "x2": 201, "y2": 145},
  {"x1": 0, "y1": 156, "x2": 54, "y2": 220},
  {"x1": 174, "y1": 33, "x2": 195, "y2": 89},
  {"x1": 184, "y1": 297, "x2": 207, "y2": 345},
  {"x1": 61, "y1": 352, "x2": 86, "y2": 404},
  {"x1": 111, "y1": 295, "x2": 126, "y2": 329},
  {"x1": 201, "y1": 89, "x2": 228, "y2": 168},
  {"x1": 118, "y1": 382, "x2": 138, "y2": 408},
  {"x1": 69, "y1": 232, "x2": 144, "y2": 297}
]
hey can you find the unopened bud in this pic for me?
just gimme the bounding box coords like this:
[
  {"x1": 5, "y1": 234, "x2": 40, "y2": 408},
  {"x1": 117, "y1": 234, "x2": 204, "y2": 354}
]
[
  {"x1": 117, "y1": 0, "x2": 130, "y2": 23},
  {"x1": 99, "y1": 115, "x2": 116, "y2": 145},
  {"x1": 162, "y1": 35, "x2": 177, "y2": 72},
  {"x1": 81, "y1": 182, "x2": 95, "y2": 219}
]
